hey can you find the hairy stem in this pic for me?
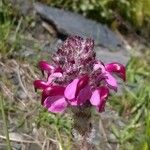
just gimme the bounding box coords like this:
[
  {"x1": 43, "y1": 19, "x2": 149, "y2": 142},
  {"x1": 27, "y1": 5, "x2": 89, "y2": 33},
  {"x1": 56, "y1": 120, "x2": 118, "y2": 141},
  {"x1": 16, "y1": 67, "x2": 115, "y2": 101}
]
[{"x1": 71, "y1": 105, "x2": 95, "y2": 150}]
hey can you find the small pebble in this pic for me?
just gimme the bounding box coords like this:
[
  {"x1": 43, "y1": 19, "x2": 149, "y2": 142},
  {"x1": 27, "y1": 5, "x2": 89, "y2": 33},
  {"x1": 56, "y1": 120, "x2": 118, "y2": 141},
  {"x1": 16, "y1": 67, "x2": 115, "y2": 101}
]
[{"x1": 16, "y1": 89, "x2": 27, "y2": 100}]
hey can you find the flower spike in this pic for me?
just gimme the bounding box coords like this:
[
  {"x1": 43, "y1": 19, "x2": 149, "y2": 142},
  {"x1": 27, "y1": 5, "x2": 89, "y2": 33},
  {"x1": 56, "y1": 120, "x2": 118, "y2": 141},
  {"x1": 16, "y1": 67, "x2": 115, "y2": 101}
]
[{"x1": 34, "y1": 36, "x2": 126, "y2": 113}]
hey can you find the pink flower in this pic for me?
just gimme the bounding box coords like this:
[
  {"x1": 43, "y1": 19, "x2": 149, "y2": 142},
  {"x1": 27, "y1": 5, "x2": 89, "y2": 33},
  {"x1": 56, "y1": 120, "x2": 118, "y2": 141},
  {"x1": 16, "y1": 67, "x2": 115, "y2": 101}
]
[
  {"x1": 64, "y1": 75, "x2": 92, "y2": 106},
  {"x1": 34, "y1": 36, "x2": 126, "y2": 113},
  {"x1": 93, "y1": 61, "x2": 125, "y2": 92},
  {"x1": 90, "y1": 86, "x2": 109, "y2": 112},
  {"x1": 42, "y1": 86, "x2": 67, "y2": 113}
]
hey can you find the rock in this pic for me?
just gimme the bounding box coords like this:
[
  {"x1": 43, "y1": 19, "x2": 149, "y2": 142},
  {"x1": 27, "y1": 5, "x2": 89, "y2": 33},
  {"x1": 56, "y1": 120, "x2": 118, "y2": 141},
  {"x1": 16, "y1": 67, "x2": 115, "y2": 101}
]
[
  {"x1": 115, "y1": 119, "x2": 126, "y2": 128},
  {"x1": 95, "y1": 46, "x2": 130, "y2": 65},
  {"x1": 16, "y1": 89, "x2": 27, "y2": 100},
  {"x1": 34, "y1": 2, "x2": 124, "y2": 51},
  {"x1": 108, "y1": 133, "x2": 117, "y2": 142},
  {"x1": 17, "y1": 48, "x2": 36, "y2": 58},
  {"x1": 8, "y1": 45, "x2": 36, "y2": 60},
  {"x1": 12, "y1": 144, "x2": 22, "y2": 150},
  {"x1": 40, "y1": 38, "x2": 63, "y2": 52},
  {"x1": 9, "y1": 132, "x2": 24, "y2": 141},
  {"x1": 8, "y1": 72, "x2": 19, "y2": 85},
  {"x1": 29, "y1": 143, "x2": 41, "y2": 150}
]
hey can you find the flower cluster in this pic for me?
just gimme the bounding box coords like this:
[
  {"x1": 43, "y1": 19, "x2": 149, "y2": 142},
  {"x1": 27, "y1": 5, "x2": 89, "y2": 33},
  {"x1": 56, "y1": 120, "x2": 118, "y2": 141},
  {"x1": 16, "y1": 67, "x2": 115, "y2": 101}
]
[{"x1": 34, "y1": 36, "x2": 126, "y2": 113}]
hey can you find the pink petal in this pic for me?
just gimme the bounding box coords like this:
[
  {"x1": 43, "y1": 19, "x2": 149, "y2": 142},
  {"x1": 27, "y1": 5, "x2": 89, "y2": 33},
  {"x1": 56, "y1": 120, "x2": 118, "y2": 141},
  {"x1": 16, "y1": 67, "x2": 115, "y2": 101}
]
[
  {"x1": 68, "y1": 98, "x2": 78, "y2": 106},
  {"x1": 77, "y1": 85, "x2": 92, "y2": 105},
  {"x1": 44, "y1": 96, "x2": 67, "y2": 113},
  {"x1": 33, "y1": 80, "x2": 49, "y2": 90},
  {"x1": 39, "y1": 60, "x2": 55, "y2": 74},
  {"x1": 64, "y1": 79, "x2": 79, "y2": 100},
  {"x1": 42, "y1": 86, "x2": 65, "y2": 104},
  {"x1": 90, "y1": 87, "x2": 109, "y2": 112},
  {"x1": 76, "y1": 75, "x2": 89, "y2": 95},
  {"x1": 90, "y1": 89, "x2": 101, "y2": 106},
  {"x1": 100, "y1": 87, "x2": 109, "y2": 102},
  {"x1": 105, "y1": 73, "x2": 118, "y2": 91},
  {"x1": 105, "y1": 63, "x2": 126, "y2": 81}
]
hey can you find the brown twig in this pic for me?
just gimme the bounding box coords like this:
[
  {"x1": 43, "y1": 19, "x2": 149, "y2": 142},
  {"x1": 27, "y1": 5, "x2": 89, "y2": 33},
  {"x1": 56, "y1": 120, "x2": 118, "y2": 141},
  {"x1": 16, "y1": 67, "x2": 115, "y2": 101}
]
[
  {"x1": 15, "y1": 64, "x2": 33, "y2": 101},
  {"x1": 0, "y1": 135, "x2": 41, "y2": 146},
  {"x1": 24, "y1": 64, "x2": 39, "y2": 79},
  {"x1": 99, "y1": 116, "x2": 113, "y2": 150},
  {"x1": 42, "y1": 21, "x2": 57, "y2": 36}
]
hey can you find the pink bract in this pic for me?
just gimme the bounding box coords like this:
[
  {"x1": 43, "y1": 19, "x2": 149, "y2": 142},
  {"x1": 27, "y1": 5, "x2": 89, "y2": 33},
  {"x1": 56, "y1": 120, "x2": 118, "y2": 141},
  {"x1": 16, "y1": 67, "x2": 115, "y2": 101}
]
[{"x1": 34, "y1": 36, "x2": 126, "y2": 113}]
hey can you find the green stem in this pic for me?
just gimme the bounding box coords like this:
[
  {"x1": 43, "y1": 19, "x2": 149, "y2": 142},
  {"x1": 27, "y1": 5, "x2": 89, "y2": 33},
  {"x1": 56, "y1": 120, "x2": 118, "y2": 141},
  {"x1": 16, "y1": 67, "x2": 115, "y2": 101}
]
[
  {"x1": 0, "y1": 96, "x2": 12, "y2": 150},
  {"x1": 55, "y1": 126, "x2": 64, "y2": 150}
]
